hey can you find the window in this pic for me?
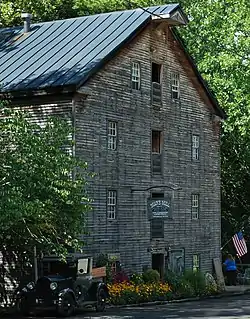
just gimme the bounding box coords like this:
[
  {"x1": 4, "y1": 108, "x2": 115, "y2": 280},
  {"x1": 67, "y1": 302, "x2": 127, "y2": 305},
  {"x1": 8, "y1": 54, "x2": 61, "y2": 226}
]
[
  {"x1": 131, "y1": 61, "x2": 140, "y2": 90},
  {"x1": 191, "y1": 194, "x2": 199, "y2": 219},
  {"x1": 152, "y1": 63, "x2": 162, "y2": 104},
  {"x1": 108, "y1": 121, "x2": 117, "y2": 150},
  {"x1": 192, "y1": 254, "x2": 200, "y2": 272},
  {"x1": 152, "y1": 130, "x2": 162, "y2": 153},
  {"x1": 107, "y1": 190, "x2": 117, "y2": 220},
  {"x1": 152, "y1": 130, "x2": 163, "y2": 173},
  {"x1": 151, "y1": 219, "x2": 164, "y2": 239},
  {"x1": 152, "y1": 63, "x2": 162, "y2": 83},
  {"x1": 192, "y1": 135, "x2": 200, "y2": 160},
  {"x1": 171, "y1": 72, "x2": 180, "y2": 99},
  {"x1": 151, "y1": 192, "x2": 164, "y2": 198}
]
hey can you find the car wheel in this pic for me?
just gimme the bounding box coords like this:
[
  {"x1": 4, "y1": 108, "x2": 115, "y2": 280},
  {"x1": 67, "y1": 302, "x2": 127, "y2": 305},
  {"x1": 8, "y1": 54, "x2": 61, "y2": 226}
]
[
  {"x1": 16, "y1": 296, "x2": 30, "y2": 316},
  {"x1": 95, "y1": 288, "x2": 106, "y2": 312},
  {"x1": 57, "y1": 293, "x2": 75, "y2": 317}
]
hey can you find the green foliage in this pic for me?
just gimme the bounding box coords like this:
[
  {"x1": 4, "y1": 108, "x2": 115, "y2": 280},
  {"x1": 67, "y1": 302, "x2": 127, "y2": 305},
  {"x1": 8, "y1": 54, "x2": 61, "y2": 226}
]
[
  {"x1": 142, "y1": 269, "x2": 160, "y2": 283},
  {"x1": 1, "y1": 0, "x2": 249, "y2": 243},
  {"x1": 164, "y1": 270, "x2": 218, "y2": 298},
  {"x1": 95, "y1": 253, "x2": 109, "y2": 267},
  {"x1": 0, "y1": 101, "x2": 91, "y2": 256},
  {"x1": 130, "y1": 273, "x2": 144, "y2": 285},
  {"x1": 182, "y1": 270, "x2": 206, "y2": 296}
]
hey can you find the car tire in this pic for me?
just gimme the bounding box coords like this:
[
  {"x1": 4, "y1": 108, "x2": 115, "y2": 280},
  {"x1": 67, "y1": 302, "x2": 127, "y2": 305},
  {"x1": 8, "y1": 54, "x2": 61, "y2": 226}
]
[
  {"x1": 16, "y1": 296, "x2": 30, "y2": 316},
  {"x1": 57, "y1": 293, "x2": 75, "y2": 317},
  {"x1": 95, "y1": 288, "x2": 106, "y2": 312}
]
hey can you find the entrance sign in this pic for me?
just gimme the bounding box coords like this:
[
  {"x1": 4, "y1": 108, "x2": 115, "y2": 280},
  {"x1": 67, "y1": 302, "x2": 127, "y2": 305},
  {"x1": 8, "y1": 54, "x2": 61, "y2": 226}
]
[{"x1": 148, "y1": 198, "x2": 171, "y2": 219}]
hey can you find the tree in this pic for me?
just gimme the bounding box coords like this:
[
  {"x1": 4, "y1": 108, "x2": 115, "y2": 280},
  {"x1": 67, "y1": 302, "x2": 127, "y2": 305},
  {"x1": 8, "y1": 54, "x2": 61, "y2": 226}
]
[
  {"x1": 0, "y1": 0, "x2": 77, "y2": 27},
  {"x1": 1, "y1": 0, "x2": 249, "y2": 245},
  {"x1": 175, "y1": 0, "x2": 250, "y2": 243},
  {"x1": 0, "y1": 100, "x2": 91, "y2": 257}
]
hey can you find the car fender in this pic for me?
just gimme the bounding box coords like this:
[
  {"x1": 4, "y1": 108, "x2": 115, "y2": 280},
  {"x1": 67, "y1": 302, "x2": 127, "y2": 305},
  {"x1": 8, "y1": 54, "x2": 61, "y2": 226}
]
[
  {"x1": 97, "y1": 282, "x2": 109, "y2": 298},
  {"x1": 58, "y1": 288, "x2": 77, "y2": 305}
]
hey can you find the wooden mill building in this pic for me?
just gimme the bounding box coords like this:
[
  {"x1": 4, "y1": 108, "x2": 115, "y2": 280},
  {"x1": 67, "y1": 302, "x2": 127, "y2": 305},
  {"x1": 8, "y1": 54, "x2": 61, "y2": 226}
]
[{"x1": 0, "y1": 4, "x2": 226, "y2": 277}]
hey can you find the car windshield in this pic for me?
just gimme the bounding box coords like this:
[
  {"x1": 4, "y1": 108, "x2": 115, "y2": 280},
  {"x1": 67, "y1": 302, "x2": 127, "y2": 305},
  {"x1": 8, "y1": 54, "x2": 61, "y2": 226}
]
[{"x1": 41, "y1": 260, "x2": 77, "y2": 278}]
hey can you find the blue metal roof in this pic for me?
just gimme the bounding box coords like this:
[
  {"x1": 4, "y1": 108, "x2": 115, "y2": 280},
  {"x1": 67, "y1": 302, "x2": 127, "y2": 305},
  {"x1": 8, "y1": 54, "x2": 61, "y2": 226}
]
[{"x1": 0, "y1": 4, "x2": 181, "y2": 93}]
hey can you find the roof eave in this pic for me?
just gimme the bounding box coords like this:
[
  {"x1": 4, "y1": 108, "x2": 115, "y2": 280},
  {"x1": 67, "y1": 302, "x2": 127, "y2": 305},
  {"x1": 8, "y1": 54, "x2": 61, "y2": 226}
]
[{"x1": 0, "y1": 84, "x2": 76, "y2": 99}]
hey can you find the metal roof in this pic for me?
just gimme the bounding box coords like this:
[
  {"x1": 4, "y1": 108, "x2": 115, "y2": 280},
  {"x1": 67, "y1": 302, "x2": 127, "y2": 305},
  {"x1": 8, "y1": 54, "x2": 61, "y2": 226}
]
[{"x1": 0, "y1": 4, "x2": 181, "y2": 93}]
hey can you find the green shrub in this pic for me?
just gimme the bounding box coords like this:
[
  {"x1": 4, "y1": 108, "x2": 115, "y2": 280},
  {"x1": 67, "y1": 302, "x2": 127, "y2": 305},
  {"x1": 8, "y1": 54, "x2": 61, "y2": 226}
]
[
  {"x1": 164, "y1": 270, "x2": 182, "y2": 293},
  {"x1": 143, "y1": 269, "x2": 160, "y2": 283},
  {"x1": 164, "y1": 270, "x2": 195, "y2": 298},
  {"x1": 182, "y1": 270, "x2": 206, "y2": 296},
  {"x1": 130, "y1": 273, "x2": 144, "y2": 285}
]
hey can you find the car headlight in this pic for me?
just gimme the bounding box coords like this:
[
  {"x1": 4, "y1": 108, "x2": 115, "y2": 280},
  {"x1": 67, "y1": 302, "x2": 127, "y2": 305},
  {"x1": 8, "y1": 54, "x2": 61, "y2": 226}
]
[
  {"x1": 50, "y1": 282, "x2": 58, "y2": 291},
  {"x1": 27, "y1": 282, "x2": 35, "y2": 290}
]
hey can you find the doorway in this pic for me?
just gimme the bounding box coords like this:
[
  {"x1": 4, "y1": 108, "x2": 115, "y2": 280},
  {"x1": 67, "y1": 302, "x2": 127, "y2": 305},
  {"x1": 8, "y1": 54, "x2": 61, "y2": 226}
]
[{"x1": 152, "y1": 253, "x2": 164, "y2": 279}]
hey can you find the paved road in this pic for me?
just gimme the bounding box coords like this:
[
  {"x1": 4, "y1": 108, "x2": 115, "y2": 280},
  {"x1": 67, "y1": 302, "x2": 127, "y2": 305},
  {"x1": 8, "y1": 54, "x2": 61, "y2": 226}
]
[{"x1": 20, "y1": 295, "x2": 250, "y2": 319}]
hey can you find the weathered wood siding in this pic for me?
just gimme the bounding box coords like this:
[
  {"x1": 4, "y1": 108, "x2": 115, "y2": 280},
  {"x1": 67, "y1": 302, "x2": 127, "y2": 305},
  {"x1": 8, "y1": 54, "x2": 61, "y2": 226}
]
[{"x1": 75, "y1": 22, "x2": 221, "y2": 274}]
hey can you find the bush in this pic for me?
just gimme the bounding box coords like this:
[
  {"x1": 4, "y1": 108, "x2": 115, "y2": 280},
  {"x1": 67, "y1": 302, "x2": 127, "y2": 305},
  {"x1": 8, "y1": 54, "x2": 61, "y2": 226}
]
[
  {"x1": 142, "y1": 269, "x2": 160, "y2": 283},
  {"x1": 130, "y1": 273, "x2": 144, "y2": 285},
  {"x1": 182, "y1": 270, "x2": 207, "y2": 296},
  {"x1": 164, "y1": 270, "x2": 195, "y2": 299}
]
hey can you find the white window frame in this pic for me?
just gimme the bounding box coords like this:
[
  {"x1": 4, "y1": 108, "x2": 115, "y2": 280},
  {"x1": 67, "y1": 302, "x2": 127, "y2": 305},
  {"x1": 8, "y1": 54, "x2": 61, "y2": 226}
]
[
  {"x1": 191, "y1": 194, "x2": 199, "y2": 219},
  {"x1": 171, "y1": 72, "x2": 180, "y2": 99},
  {"x1": 131, "y1": 61, "x2": 141, "y2": 90},
  {"x1": 107, "y1": 190, "x2": 117, "y2": 220},
  {"x1": 108, "y1": 121, "x2": 117, "y2": 150},
  {"x1": 192, "y1": 254, "x2": 200, "y2": 272},
  {"x1": 192, "y1": 134, "x2": 200, "y2": 160}
]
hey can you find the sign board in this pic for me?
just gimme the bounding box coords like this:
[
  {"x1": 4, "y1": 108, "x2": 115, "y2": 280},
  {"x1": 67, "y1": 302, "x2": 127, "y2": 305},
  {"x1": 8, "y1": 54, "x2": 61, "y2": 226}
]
[
  {"x1": 92, "y1": 266, "x2": 106, "y2": 278},
  {"x1": 148, "y1": 198, "x2": 171, "y2": 219},
  {"x1": 213, "y1": 258, "x2": 225, "y2": 290}
]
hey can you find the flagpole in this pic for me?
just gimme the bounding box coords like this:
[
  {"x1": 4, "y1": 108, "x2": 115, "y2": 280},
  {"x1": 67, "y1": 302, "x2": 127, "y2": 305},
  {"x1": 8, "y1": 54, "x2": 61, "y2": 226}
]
[{"x1": 221, "y1": 237, "x2": 232, "y2": 251}]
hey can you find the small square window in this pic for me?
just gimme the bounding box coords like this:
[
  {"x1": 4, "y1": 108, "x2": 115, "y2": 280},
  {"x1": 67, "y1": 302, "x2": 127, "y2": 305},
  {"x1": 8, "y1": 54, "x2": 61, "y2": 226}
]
[
  {"x1": 108, "y1": 121, "x2": 117, "y2": 150},
  {"x1": 192, "y1": 135, "x2": 200, "y2": 160},
  {"x1": 191, "y1": 194, "x2": 199, "y2": 219},
  {"x1": 107, "y1": 190, "x2": 117, "y2": 220},
  {"x1": 171, "y1": 72, "x2": 180, "y2": 100},
  {"x1": 192, "y1": 254, "x2": 200, "y2": 272},
  {"x1": 131, "y1": 61, "x2": 141, "y2": 90}
]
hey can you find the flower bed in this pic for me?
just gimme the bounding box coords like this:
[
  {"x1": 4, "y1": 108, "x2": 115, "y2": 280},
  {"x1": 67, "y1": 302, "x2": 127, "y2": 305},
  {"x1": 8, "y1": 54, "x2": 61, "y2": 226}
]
[
  {"x1": 107, "y1": 281, "x2": 173, "y2": 305},
  {"x1": 107, "y1": 270, "x2": 220, "y2": 305}
]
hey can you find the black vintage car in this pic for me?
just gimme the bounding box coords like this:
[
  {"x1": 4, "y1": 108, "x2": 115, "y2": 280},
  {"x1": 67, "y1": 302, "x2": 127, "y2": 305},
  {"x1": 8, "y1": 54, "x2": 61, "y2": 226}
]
[{"x1": 16, "y1": 254, "x2": 109, "y2": 317}]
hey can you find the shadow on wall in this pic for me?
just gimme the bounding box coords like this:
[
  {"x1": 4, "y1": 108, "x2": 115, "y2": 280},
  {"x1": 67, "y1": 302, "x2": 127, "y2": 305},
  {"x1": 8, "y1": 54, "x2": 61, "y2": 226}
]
[{"x1": 0, "y1": 248, "x2": 33, "y2": 307}]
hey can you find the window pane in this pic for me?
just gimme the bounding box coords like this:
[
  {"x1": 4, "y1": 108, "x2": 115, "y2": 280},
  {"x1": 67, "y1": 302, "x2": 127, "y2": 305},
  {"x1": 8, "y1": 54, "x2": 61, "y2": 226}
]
[
  {"x1": 191, "y1": 194, "x2": 199, "y2": 219},
  {"x1": 192, "y1": 135, "x2": 200, "y2": 160},
  {"x1": 108, "y1": 121, "x2": 117, "y2": 150},
  {"x1": 171, "y1": 72, "x2": 180, "y2": 99},
  {"x1": 192, "y1": 254, "x2": 200, "y2": 272},
  {"x1": 107, "y1": 190, "x2": 117, "y2": 220},
  {"x1": 131, "y1": 61, "x2": 140, "y2": 90}
]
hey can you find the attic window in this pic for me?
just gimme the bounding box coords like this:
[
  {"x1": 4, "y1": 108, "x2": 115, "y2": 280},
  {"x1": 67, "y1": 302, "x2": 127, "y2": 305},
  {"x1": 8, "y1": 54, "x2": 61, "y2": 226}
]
[
  {"x1": 152, "y1": 63, "x2": 162, "y2": 104},
  {"x1": 152, "y1": 63, "x2": 162, "y2": 84},
  {"x1": 131, "y1": 61, "x2": 141, "y2": 90},
  {"x1": 171, "y1": 72, "x2": 180, "y2": 100}
]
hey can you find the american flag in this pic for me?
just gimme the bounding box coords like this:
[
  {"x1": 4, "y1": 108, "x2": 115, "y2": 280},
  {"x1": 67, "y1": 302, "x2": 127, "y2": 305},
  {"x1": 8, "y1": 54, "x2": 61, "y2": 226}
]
[{"x1": 232, "y1": 232, "x2": 248, "y2": 257}]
